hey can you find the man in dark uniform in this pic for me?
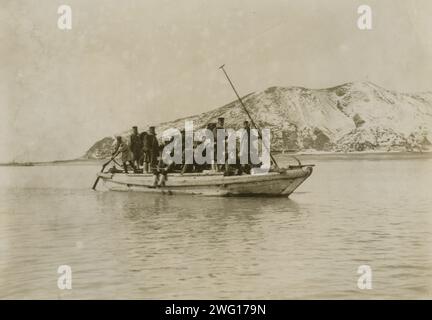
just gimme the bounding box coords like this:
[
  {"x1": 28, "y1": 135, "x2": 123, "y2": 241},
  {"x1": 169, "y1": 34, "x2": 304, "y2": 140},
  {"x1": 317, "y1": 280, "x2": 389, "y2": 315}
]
[
  {"x1": 139, "y1": 131, "x2": 148, "y2": 167},
  {"x1": 240, "y1": 120, "x2": 252, "y2": 174},
  {"x1": 212, "y1": 117, "x2": 226, "y2": 171},
  {"x1": 143, "y1": 126, "x2": 159, "y2": 173},
  {"x1": 130, "y1": 126, "x2": 142, "y2": 171}
]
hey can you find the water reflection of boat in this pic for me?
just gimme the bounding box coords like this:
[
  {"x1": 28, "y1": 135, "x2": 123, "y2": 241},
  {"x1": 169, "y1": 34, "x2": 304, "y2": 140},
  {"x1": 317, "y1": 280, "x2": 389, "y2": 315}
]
[{"x1": 96, "y1": 165, "x2": 313, "y2": 196}]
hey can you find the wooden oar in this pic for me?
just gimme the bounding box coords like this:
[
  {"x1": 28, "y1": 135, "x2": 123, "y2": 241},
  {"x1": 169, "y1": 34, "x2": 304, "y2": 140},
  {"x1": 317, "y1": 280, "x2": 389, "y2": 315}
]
[
  {"x1": 91, "y1": 153, "x2": 119, "y2": 190},
  {"x1": 112, "y1": 158, "x2": 122, "y2": 167}
]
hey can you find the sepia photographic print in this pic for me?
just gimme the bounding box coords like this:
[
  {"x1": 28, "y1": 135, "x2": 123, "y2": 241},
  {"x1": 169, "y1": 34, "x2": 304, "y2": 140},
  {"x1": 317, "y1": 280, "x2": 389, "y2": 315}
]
[{"x1": 1, "y1": 0, "x2": 431, "y2": 308}]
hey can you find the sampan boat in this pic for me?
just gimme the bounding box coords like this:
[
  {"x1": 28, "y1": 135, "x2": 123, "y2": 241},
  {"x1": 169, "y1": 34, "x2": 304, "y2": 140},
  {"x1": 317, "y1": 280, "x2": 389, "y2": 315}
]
[
  {"x1": 96, "y1": 164, "x2": 313, "y2": 197},
  {"x1": 93, "y1": 66, "x2": 315, "y2": 197}
]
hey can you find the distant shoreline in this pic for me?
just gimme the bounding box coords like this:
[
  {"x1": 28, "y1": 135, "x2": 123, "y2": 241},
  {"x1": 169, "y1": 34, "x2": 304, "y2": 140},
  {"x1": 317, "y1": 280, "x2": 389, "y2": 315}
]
[
  {"x1": 1, "y1": 150, "x2": 430, "y2": 167},
  {"x1": 0, "y1": 158, "x2": 103, "y2": 167}
]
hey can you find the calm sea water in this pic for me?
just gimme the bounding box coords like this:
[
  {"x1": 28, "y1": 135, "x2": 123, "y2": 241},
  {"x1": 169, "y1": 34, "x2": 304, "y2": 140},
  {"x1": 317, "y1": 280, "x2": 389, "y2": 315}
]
[{"x1": 0, "y1": 154, "x2": 431, "y2": 299}]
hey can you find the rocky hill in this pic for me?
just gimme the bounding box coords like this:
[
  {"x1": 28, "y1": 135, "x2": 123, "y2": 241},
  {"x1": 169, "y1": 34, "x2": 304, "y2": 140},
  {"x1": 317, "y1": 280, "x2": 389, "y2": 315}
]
[{"x1": 84, "y1": 81, "x2": 432, "y2": 158}]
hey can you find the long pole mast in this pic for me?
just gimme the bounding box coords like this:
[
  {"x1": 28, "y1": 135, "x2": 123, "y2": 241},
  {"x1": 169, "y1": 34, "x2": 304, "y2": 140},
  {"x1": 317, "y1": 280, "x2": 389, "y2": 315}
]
[{"x1": 219, "y1": 64, "x2": 279, "y2": 169}]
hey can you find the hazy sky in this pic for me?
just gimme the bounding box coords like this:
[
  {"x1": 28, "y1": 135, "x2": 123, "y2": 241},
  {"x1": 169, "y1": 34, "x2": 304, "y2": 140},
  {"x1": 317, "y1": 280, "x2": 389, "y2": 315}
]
[{"x1": 1, "y1": 0, "x2": 432, "y2": 162}]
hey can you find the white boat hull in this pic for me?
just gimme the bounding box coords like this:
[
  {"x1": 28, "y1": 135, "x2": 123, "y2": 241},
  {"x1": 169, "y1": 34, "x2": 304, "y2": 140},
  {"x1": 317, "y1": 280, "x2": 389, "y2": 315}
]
[{"x1": 97, "y1": 166, "x2": 313, "y2": 197}]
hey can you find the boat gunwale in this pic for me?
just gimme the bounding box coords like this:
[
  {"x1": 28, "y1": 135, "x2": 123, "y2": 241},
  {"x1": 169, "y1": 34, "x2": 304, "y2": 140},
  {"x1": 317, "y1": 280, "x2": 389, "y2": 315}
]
[{"x1": 98, "y1": 167, "x2": 313, "y2": 188}]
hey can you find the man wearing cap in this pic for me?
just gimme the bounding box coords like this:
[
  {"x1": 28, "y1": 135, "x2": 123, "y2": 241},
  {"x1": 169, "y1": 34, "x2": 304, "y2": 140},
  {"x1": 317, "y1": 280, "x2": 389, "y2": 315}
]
[
  {"x1": 139, "y1": 131, "x2": 148, "y2": 167},
  {"x1": 130, "y1": 126, "x2": 142, "y2": 171},
  {"x1": 143, "y1": 126, "x2": 160, "y2": 173},
  {"x1": 240, "y1": 120, "x2": 253, "y2": 174},
  {"x1": 212, "y1": 117, "x2": 226, "y2": 171}
]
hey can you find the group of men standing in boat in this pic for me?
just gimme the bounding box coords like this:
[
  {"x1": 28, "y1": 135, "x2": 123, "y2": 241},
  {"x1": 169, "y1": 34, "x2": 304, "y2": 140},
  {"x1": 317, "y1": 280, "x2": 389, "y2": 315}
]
[
  {"x1": 112, "y1": 126, "x2": 160, "y2": 174},
  {"x1": 111, "y1": 117, "x2": 269, "y2": 175}
]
